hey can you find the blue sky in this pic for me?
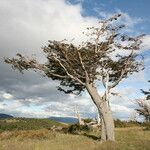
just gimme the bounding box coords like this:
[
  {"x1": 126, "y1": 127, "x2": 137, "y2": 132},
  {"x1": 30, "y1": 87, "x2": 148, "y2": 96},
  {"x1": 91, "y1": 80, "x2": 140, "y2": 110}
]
[
  {"x1": 67, "y1": 0, "x2": 150, "y2": 93},
  {"x1": 68, "y1": 0, "x2": 150, "y2": 21},
  {"x1": 68, "y1": 0, "x2": 150, "y2": 33},
  {"x1": 0, "y1": 0, "x2": 149, "y2": 120}
]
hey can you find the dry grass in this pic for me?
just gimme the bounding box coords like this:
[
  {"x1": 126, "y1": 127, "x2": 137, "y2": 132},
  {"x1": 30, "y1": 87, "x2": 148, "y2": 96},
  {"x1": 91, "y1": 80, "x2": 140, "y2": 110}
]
[
  {"x1": 0, "y1": 127, "x2": 150, "y2": 150},
  {"x1": 0, "y1": 129, "x2": 56, "y2": 140}
]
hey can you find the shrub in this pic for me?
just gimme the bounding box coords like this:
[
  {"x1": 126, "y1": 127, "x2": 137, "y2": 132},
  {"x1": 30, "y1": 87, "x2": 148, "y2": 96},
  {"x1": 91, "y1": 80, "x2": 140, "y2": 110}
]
[
  {"x1": 114, "y1": 119, "x2": 140, "y2": 128},
  {"x1": 142, "y1": 122, "x2": 150, "y2": 131},
  {"x1": 67, "y1": 124, "x2": 91, "y2": 134},
  {"x1": 83, "y1": 118, "x2": 93, "y2": 123}
]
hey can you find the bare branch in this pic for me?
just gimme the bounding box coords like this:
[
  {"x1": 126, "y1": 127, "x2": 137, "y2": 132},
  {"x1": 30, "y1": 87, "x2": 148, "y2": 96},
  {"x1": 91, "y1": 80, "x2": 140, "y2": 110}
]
[
  {"x1": 53, "y1": 57, "x2": 85, "y2": 85},
  {"x1": 109, "y1": 49, "x2": 135, "y2": 89},
  {"x1": 77, "y1": 50, "x2": 89, "y2": 81},
  {"x1": 109, "y1": 69, "x2": 125, "y2": 89},
  {"x1": 46, "y1": 72, "x2": 68, "y2": 79}
]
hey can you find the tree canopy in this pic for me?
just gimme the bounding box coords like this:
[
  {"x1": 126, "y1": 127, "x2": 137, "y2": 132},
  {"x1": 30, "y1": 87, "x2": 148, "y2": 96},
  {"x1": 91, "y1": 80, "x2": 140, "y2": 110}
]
[{"x1": 5, "y1": 14, "x2": 144, "y2": 96}]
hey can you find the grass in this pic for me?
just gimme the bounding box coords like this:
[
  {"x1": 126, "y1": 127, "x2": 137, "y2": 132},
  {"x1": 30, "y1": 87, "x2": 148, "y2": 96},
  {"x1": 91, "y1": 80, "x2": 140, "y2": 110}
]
[{"x1": 0, "y1": 127, "x2": 149, "y2": 150}]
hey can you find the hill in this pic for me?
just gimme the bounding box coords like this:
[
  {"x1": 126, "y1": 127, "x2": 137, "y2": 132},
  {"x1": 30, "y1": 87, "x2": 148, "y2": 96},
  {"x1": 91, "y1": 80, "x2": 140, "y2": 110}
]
[
  {"x1": 0, "y1": 118, "x2": 64, "y2": 131},
  {"x1": 0, "y1": 113, "x2": 13, "y2": 119},
  {"x1": 49, "y1": 116, "x2": 78, "y2": 124}
]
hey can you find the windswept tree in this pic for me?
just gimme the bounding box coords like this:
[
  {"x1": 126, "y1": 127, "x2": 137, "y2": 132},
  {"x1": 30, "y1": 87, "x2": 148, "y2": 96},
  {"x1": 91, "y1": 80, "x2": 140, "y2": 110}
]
[
  {"x1": 5, "y1": 14, "x2": 144, "y2": 141},
  {"x1": 136, "y1": 81, "x2": 150, "y2": 122}
]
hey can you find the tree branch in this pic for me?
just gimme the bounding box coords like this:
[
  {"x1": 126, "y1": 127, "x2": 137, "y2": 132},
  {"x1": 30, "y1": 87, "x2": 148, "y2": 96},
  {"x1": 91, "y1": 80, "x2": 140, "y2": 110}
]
[
  {"x1": 53, "y1": 57, "x2": 85, "y2": 85},
  {"x1": 109, "y1": 49, "x2": 134, "y2": 89},
  {"x1": 60, "y1": 46, "x2": 85, "y2": 79},
  {"x1": 77, "y1": 50, "x2": 89, "y2": 81}
]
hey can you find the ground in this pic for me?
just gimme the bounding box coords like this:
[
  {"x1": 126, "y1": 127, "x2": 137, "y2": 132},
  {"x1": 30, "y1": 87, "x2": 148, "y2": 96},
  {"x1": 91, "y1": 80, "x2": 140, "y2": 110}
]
[
  {"x1": 0, "y1": 118, "x2": 150, "y2": 150},
  {"x1": 0, "y1": 127, "x2": 150, "y2": 150}
]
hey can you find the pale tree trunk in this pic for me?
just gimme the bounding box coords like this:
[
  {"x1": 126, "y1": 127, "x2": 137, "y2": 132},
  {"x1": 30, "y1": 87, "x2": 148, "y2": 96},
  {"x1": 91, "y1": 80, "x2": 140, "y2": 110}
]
[
  {"x1": 77, "y1": 111, "x2": 84, "y2": 125},
  {"x1": 97, "y1": 111, "x2": 101, "y2": 126},
  {"x1": 101, "y1": 115, "x2": 107, "y2": 141},
  {"x1": 100, "y1": 102, "x2": 115, "y2": 141},
  {"x1": 86, "y1": 83, "x2": 115, "y2": 141},
  {"x1": 75, "y1": 106, "x2": 84, "y2": 125}
]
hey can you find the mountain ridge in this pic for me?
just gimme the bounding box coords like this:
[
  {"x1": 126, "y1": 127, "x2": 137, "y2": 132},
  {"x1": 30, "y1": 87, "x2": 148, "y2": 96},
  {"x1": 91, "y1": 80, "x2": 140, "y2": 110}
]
[
  {"x1": 49, "y1": 116, "x2": 78, "y2": 124},
  {"x1": 0, "y1": 113, "x2": 14, "y2": 119}
]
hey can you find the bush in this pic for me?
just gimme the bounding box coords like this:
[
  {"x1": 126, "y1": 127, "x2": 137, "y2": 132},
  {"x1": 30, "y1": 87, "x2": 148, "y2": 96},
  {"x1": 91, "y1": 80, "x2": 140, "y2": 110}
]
[
  {"x1": 142, "y1": 122, "x2": 150, "y2": 131},
  {"x1": 114, "y1": 119, "x2": 127, "y2": 128},
  {"x1": 83, "y1": 118, "x2": 93, "y2": 123},
  {"x1": 114, "y1": 119, "x2": 140, "y2": 128},
  {"x1": 67, "y1": 124, "x2": 91, "y2": 134}
]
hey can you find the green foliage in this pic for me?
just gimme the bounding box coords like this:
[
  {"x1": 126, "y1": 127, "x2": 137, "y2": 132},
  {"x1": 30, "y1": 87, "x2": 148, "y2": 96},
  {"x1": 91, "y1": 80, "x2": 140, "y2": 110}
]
[
  {"x1": 5, "y1": 14, "x2": 144, "y2": 95},
  {"x1": 67, "y1": 124, "x2": 91, "y2": 134},
  {"x1": 114, "y1": 119, "x2": 140, "y2": 128},
  {"x1": 0, "y1": 118, "x2": 63, "y2": 132},
  {"x1": 142, "y1": 122, "x2": 150, "y2": 131},
  {"x1": 141, "y1": 80, "x2": 150, "y2": 100},
  {"x1": 83, "y1": 118, "x2": 93, "y2": 123},
  {"x1": 136, "y1": 80, "x2": 150, "y2": 122}
]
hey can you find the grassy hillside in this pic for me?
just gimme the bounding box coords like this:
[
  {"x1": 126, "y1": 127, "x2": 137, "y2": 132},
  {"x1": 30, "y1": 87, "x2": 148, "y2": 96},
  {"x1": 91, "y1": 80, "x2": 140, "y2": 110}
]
[
  {"x1": 0, "y1": 118, "x2": 149, "y2": 150},
  {"x1": 0, "y1": 118, "x2": 64, "y2": 131}
]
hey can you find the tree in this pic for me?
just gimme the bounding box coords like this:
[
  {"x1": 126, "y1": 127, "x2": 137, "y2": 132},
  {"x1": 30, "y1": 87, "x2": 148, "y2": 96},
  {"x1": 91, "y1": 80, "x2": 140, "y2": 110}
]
[
  {"x1": 4, "y1": 14, "x2": 144, "y2": 141},
  {"x1": 136, "y1": 81, "x2": 150, "y2": 122},
  {"x1": 74, "y1": 105, "x2": 84, "y2": 125}
]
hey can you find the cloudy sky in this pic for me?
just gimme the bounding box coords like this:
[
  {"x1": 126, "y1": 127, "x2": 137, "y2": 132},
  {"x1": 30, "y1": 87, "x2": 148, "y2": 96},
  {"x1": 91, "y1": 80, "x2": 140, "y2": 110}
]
[{"x1": 0, "y1": 0, "x2": 150, "y2": 120}]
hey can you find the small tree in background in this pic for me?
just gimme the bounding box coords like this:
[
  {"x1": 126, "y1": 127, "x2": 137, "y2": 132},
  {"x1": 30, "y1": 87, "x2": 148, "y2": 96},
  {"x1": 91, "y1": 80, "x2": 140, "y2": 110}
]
[
  {"x1": 74, "y1": 105, "x2": 84, "y2": 125},
  {"x1": 5, "y1": 14, "x2": 144, "y2": 141},
  {"x1": 136, "y1": 81, "x2": 150, "y2": 122}
]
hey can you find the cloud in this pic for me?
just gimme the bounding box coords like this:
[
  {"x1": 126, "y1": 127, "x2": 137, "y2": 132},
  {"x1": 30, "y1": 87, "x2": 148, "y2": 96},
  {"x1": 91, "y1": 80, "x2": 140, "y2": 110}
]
[
  {"x1": 2, "y1": 93, "x2": 13, "y2": 100},
  {"x1": 111, "y1": 103, "x2": 133, "y2": 120},
  {"x1": 141, "y1": 35, "x2": 150, "y2": 50},
  {"x1": 0, "y1": 0, "x2": 98, "y2": 59},
  {"x1": 94, "y1": 8, "x2": 142, "y2": 32},
  {"x1": 0, "y1": 0, "x2": 98, "y2": 118},
  {"x1": 0, "y1": 103, "x2": 5, "y2": 110},
  {"x1": 0, "y1": 0, "x2": 148, "y2": 120}
]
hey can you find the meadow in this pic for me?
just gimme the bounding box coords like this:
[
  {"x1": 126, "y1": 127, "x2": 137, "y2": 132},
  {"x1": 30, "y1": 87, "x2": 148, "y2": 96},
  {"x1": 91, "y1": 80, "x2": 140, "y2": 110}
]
[{"x1": 0, "y1": 119, "x2": 150, "y2": 150}]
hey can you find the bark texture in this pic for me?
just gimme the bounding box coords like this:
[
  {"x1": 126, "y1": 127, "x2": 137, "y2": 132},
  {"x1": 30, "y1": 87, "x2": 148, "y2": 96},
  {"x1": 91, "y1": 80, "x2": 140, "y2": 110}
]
[{"x1": 86, "y1": 83, "x2": 115, "y2": 141}]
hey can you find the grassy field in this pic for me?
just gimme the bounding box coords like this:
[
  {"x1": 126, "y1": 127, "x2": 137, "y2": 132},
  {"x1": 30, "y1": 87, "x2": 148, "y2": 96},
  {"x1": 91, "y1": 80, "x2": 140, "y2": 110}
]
[
  {"x1": 0, "y1": 119, "x2": 150, "y2": 150},
  {"x1": 0, "y1": 127, "x2": 150, "y2": 150}
]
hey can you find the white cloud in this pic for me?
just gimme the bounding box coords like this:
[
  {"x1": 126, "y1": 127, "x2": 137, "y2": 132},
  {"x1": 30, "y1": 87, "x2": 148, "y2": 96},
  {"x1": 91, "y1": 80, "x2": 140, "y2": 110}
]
[
  {"x1": 0, "y1": 103, "x2": 5, "y2": 109},
  {"x1": 94, "y1": 8, "x2": 142, "y2": 32},
  {"x1": 0, "y1": 0, "x2": 98, "y2": 60},
  {"x1": 111, "y1": 104, "x2": 131, "y2": 113},
  {"x1": 141, "y1": 35, "x2": 150, "y2": 50},
  {"x1": 2, "y1": 93, "x2": 13, "y2": 99},
  {"x1": 119, "y1": 11, "x2": 142, "y2": 29}
]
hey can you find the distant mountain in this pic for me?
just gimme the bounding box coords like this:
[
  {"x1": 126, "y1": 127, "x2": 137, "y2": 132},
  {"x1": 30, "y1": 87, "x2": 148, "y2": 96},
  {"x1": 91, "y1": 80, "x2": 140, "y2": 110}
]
[
  {"x1": 49, "y1": 116, "x2": 78, "y2": 124},
  {"x1": 0, "y1": 113, "x2": 14, "y2": 119}
]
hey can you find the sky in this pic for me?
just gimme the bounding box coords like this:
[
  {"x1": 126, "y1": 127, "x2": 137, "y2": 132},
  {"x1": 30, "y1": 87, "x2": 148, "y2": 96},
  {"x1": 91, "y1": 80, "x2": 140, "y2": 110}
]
[{"x1": 0, "y1": 0, "x2": 150, "y2": 120}]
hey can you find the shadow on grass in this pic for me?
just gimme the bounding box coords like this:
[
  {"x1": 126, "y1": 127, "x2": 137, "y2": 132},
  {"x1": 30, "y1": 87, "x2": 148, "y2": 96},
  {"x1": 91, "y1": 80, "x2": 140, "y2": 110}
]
[{"x1": 82, "y1": 133, "x2": 100, "y2": 140}]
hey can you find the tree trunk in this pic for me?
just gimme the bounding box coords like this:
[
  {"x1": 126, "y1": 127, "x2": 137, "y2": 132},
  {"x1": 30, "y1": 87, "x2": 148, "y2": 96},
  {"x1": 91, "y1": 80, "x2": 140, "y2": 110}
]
[
  {"x1": 101, "y1": 116, "x2": 107, "y2": 141},
  {"x1": 86, "y1": 83, "x2": 115, "y2": 142},
  {"x1": 76, "y1": 110, "x2": 84, "y2": 125},
  {"x1": 100, "y1": 102, "x2": 115, "y2": 141}
]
